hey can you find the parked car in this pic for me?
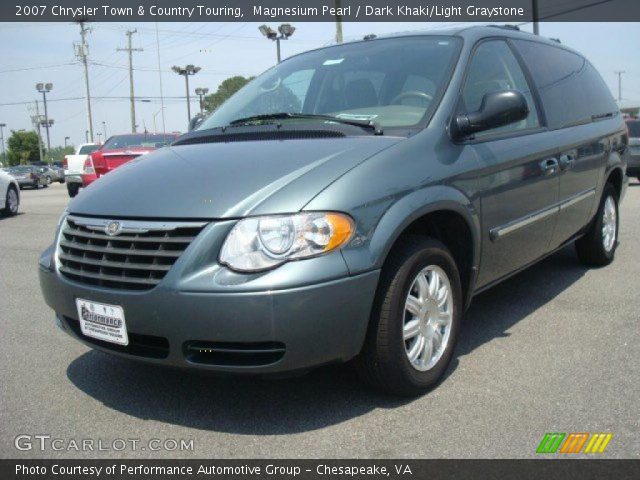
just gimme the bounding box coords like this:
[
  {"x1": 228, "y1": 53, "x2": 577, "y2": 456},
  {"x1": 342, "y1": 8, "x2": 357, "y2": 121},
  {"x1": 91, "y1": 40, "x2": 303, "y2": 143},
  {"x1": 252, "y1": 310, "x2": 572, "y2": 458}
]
[
  {"x1": 8, "y1": 165, "x2": 47, "y2": 189},
  {"x1": 30, "y1": 163, "x2": 64, "y2": 184},
  {"x1": 63, "y1": 143, "x2": 101, "y2": 197},
  {"x1": 0, "y1": 168, "x2": 20, "y2": 215},
  {"x1": 39, "y1": 26, "x2": 627, "y2": 396},
  {"x1": 625, "y1": 118, "x2": 640, "y2": 181},
  {"x1": 82, "y1": 133, "x2": 178, "y2": 188}
]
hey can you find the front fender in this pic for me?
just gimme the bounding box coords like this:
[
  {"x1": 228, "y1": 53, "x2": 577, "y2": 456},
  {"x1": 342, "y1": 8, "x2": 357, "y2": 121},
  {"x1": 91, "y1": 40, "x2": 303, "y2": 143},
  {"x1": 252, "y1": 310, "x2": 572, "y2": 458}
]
[{"x1": 340, "y1": 185, "x2": 481, "y2": 278}]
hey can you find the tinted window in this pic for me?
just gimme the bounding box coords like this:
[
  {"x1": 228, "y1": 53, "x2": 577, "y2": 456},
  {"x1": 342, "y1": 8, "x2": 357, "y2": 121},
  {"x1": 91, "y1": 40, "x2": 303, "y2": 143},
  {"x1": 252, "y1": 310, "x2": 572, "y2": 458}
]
[
  {"x1": 513, "y1": 40, "x2": 618, "y2": 129},
  {"x1": 460, "y1": 40, "x2": 539, "y2": 137},
  {"x1": 626, "y1": 120, "x2": 640, "y2": 138},
  {"x1": 78, "y1": 144, "x2": 100, "y2": 155},
  {"x1": 198, "y1": 36, "x2": 462, "y2": 131}
]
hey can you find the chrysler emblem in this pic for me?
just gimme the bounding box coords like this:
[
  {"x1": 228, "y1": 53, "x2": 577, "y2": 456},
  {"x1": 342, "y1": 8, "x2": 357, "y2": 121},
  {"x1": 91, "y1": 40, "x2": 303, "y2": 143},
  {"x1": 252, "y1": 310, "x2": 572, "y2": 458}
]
[{"x1": 105, "y1": 221, "x2": 122, "y2": 236}]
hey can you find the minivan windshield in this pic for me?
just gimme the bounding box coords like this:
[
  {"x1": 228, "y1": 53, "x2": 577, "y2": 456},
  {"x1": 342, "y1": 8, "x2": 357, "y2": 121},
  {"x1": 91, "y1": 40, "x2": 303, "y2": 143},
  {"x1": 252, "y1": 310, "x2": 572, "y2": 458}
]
[{"x1": 198, "y1": 36, "x2": 461, "y2": 133}]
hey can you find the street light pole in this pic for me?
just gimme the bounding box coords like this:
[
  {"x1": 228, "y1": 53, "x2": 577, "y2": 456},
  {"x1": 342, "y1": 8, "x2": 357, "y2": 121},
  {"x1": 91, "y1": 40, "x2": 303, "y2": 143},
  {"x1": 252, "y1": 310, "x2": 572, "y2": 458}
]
[
  {"x1": 64, "y1": 136, "x2": 70, "y2": 149},
  {"x1": 259, "y1": 24, "x2": 296, "y2": 63},
  {"x1": 172, "y1": 65, "x2": 201, "y2": 123},
  {"x1": 532, "y1": 0, "x2": 539, "y2": 35},
  {"x1": 615, "y1": 71, "x2": 625, "y2": 102},
  {"x1": 36, "y1": 83, "x2": 53, "y2": 153},
  {"x1": 102, "y1": 121, "x2": 107, "y2": 140},
  {"x1": 195, "y1": 87, "x2": 209, "y2": 114}
]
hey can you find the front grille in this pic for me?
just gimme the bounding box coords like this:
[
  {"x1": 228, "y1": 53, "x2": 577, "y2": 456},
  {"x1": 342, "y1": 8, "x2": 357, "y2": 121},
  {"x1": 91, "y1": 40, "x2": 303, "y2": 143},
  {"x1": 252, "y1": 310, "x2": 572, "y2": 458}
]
[{"x1": 57, "y1": 216, "x2": 206, "y2": 290}]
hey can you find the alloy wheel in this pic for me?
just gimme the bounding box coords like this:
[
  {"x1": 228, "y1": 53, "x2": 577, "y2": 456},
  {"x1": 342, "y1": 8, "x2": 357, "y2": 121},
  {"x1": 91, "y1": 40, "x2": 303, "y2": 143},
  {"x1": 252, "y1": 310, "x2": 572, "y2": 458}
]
[
  {"x1": 601, "y1": 195, "x2": 617, "y2": 253},
  {"x1": 403, "y1": 265, "x2": 453, "y2": 372}
]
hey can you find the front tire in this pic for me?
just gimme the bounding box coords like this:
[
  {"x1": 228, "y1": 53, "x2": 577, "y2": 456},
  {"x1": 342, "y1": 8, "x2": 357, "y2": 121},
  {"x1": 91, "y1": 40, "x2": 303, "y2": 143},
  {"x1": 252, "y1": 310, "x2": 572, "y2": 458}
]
[
  {"x1": 67, "y1": 183, "x2": 79, "y2": 198},
  {"x1": 356, "y1": 236, "x2": 462, "y2": 396},
  {"x1": 575, "y1": 183, "x2": 619, "y2": 266},
  {"x1": 2, "y1": 186, "x2": 19, "y2": 216},
  {"x1": 45, "y1": 175, "x2": 52, "y2": 185}
]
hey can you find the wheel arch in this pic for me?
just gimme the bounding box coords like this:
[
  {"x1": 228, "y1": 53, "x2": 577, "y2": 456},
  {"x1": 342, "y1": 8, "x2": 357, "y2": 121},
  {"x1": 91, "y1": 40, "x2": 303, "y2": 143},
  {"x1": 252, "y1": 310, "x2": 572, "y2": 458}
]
[{"x1": 364, "y1": 186, "x2": 481, "y2": 308}]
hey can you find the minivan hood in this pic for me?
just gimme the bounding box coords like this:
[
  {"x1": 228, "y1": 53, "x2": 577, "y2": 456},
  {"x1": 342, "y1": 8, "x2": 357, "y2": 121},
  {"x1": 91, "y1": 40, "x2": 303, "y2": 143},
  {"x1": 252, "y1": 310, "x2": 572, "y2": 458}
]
[{"x1": 69, "y1": 137, "x2": 401, "y2": 219}]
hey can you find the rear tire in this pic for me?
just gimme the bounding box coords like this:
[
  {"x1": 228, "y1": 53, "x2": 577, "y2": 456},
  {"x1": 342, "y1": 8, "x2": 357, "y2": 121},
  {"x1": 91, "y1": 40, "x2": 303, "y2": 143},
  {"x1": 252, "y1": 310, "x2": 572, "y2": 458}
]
[
  {"x1": 575, "y1": 183, "x2": 619, "y2": 267},
  {"x1": 355, "y1": 236, "x2": 462, "y2": 396},
  {"x1": 67, "y1": 183, "x2": 79, "y2": 198}
]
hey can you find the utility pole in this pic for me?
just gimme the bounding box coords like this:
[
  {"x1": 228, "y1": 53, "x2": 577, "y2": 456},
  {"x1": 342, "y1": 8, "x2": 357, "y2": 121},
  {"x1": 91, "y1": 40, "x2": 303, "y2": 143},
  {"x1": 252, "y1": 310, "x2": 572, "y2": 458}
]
[
  {"x1": 614, "y1": 71, "x2": 625, "y2": 102},
  {"x1": 64, "y1": 136, "x2": 70, "y2": 148},
  {"x1": 335, "y1": 0, "x2": 343, "y2": 43},
  {"x1": 102, "y1": 121, "x2": 107, "y2": 139},
  {"x1": 75, "y1": 21, "x2": 94, "y2": 142},
  {"x1": 532, "y1": 0, "x2": 539, "y2": 35},
  {"x1": 117, "y1": 29, "x2": 143, "y2": 133}
]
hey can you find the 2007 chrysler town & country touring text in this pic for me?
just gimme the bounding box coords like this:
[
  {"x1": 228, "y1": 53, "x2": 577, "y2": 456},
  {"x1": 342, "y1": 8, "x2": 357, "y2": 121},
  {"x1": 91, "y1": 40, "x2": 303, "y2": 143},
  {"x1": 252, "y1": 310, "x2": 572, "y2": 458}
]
[{"x1": 39, "y1": 26, "x2": 628, "y2": 396}]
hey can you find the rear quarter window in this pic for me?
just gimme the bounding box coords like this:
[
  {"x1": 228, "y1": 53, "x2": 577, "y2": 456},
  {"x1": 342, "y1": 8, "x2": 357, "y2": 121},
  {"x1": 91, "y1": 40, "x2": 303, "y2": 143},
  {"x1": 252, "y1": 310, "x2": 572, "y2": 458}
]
[{"x1": 512, "y1": 40, "x2": 618, "y2": 130}]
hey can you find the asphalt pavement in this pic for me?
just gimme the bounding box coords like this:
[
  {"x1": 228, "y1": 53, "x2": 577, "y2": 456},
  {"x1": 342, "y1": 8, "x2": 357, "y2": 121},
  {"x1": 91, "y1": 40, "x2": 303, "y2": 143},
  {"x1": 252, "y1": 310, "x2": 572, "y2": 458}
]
[{"x1": 1, "y1": 182, "x2": 638, "y2": 458}]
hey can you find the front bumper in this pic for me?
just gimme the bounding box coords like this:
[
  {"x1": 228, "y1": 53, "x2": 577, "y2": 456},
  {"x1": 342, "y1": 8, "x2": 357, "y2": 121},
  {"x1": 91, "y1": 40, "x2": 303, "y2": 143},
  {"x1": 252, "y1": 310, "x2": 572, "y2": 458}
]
[{"x1": 39, "y1": 237, "x2": 380, "y2": 374}]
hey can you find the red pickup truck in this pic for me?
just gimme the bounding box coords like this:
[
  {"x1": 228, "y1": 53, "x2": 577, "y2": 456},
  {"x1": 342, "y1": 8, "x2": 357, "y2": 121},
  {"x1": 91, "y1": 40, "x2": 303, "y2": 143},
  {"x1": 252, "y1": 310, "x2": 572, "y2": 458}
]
[{"x1": 82, "y1": 133, "x2": 178, "y2": 187}]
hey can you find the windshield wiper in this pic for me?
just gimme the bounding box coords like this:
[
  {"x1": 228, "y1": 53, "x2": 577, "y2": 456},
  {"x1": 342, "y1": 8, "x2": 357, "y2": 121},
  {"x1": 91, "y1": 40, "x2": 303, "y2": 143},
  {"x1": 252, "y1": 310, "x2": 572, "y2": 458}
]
[{"x1": 228, "y1": 113, "x2": 383, "y2": 135}]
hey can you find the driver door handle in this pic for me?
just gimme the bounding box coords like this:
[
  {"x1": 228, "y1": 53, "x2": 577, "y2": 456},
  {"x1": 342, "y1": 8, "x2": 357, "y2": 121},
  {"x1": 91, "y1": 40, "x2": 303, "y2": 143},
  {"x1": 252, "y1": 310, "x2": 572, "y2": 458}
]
[
  {"x1": 559, "y1": 153, "x2": 575, "y2": 170},
  {"x1": 540, "y1": 157, "x2": 559, "y2": 175}
]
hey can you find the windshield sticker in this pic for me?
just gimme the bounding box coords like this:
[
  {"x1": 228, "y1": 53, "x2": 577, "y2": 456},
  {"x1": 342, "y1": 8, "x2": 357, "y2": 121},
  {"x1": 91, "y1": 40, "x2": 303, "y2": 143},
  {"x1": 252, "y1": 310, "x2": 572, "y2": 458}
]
[
  {"x1": 323, "y1": 58, "x2": 345, "y2": 66},
  {"x1": 336, "y1": 113, "x2": 379, "y2": 121}
]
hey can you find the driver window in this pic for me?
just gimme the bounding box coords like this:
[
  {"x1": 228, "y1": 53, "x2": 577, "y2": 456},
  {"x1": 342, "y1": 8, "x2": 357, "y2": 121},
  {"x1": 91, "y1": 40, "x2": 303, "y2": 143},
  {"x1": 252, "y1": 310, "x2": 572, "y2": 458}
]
[{"x1": 461, "y1": 40, "x2": 539, "y2": 137}]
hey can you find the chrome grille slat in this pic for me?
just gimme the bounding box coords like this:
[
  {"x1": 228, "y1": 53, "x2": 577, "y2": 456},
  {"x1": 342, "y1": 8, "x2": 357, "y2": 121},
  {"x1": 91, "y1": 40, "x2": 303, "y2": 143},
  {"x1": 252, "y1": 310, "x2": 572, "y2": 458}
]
[
  {"x1": 58, "y1": 253, "x2": 172, "y2": 272},
  {"x1": 62, "y1": 228, "x2": 196, "y2": 243},
  {"x1": 59, "y1": 240, "x2": 182, "y2": 257},
  {"x1": 57, "y1": 216, "x2": 206, "y2": 291},
  {"x1": 59, "y1": 265, "x2": 162, "y2": 286}
]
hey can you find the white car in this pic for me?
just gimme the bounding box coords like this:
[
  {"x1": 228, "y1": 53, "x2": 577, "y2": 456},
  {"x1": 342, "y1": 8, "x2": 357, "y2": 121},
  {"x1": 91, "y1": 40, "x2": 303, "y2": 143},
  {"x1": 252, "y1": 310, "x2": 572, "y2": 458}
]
[
  {"x1": 0, "y1": 168, "x2": 20, "y2": 216},
  {"x1": 63, "y1": 142, "x2": 101, "y2": 197}
]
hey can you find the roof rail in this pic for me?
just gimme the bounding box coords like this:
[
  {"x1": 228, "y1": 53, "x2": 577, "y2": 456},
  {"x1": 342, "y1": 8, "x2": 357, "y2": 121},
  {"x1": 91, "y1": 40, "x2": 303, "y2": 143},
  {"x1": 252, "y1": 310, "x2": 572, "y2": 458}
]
[
  {"x1": 488, "y1": 24, "x2": 521, "y2": 31},
  {"x1": 549, "y1": 37, "x2": 562, "y2": 43}
]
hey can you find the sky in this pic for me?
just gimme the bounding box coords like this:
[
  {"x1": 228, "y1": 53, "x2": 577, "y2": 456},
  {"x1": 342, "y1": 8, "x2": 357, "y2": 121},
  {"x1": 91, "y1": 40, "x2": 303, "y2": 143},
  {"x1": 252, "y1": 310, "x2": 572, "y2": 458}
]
[{"x1": 0, "y1": 21, "x2": 639, "y2": 149}]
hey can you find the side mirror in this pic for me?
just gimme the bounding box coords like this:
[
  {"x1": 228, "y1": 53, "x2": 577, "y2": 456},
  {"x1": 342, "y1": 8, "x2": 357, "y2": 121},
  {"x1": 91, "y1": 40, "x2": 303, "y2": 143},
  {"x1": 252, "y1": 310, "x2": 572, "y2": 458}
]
[
  {"x1": 188, "y1": 114, "x2": 205, "y2": 131},
  {"x1": 453, "y1": 90, "x2": 529, "y2": 139}
]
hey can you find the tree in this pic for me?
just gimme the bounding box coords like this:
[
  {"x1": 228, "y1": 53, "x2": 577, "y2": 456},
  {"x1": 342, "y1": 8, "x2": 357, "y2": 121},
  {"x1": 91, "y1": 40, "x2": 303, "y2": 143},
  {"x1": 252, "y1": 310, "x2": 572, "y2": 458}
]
[
  {"x1": 203, "y1": 75, "x2": 254, "y2": 113},
  {"x1": 6, "y1": 130, "x2": 40, "y2": 166},
  {"x1": 48, "y1": 145, "x2": 74, "y2": 163}
]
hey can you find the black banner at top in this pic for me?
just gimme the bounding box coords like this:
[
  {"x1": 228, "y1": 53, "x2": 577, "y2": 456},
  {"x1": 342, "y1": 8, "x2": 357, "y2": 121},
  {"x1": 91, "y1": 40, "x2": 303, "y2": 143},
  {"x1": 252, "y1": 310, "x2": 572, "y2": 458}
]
[{"x1": 3, "y1": 0, "x2": 640, "y2": 22}]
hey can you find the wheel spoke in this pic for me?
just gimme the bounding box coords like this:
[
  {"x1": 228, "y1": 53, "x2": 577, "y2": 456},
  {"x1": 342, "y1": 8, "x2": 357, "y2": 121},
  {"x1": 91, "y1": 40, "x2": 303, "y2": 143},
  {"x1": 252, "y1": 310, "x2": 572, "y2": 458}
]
[
  {"x1": 433, "y1": 309, "x2": 451, "y2": 327},
  {"x1": 407, "y1": 335, "x2": 425, "y2": 363},
  {"x1": 405, "y1": 295, "x2": 422, "y2": 317},
  {"x1": 421, "y1": 337, "x2": 434, "y2": 364},
  {"x1": 415, "y1": 274, "x2": 429, "y2": 301},
  {"x1": 432, "y1": 328, "x2": 444, "y2": 351},
  {"x1": 428, "y1": 271, "x2": 440, "y2": 299},
  {"x1": 403, "y1": 319, "x2": 421, "y2": 340},
  {"x1": 436, "y1": 285, "x2": 448, "y2": 308}
]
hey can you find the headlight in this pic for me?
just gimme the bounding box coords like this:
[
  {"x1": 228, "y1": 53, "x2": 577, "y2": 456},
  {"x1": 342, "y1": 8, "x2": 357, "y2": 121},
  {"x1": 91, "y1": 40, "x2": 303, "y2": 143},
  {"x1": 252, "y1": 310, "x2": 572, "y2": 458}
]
[{"x1": 220, "y1": 212, "x2": 354, "y2": 272}]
